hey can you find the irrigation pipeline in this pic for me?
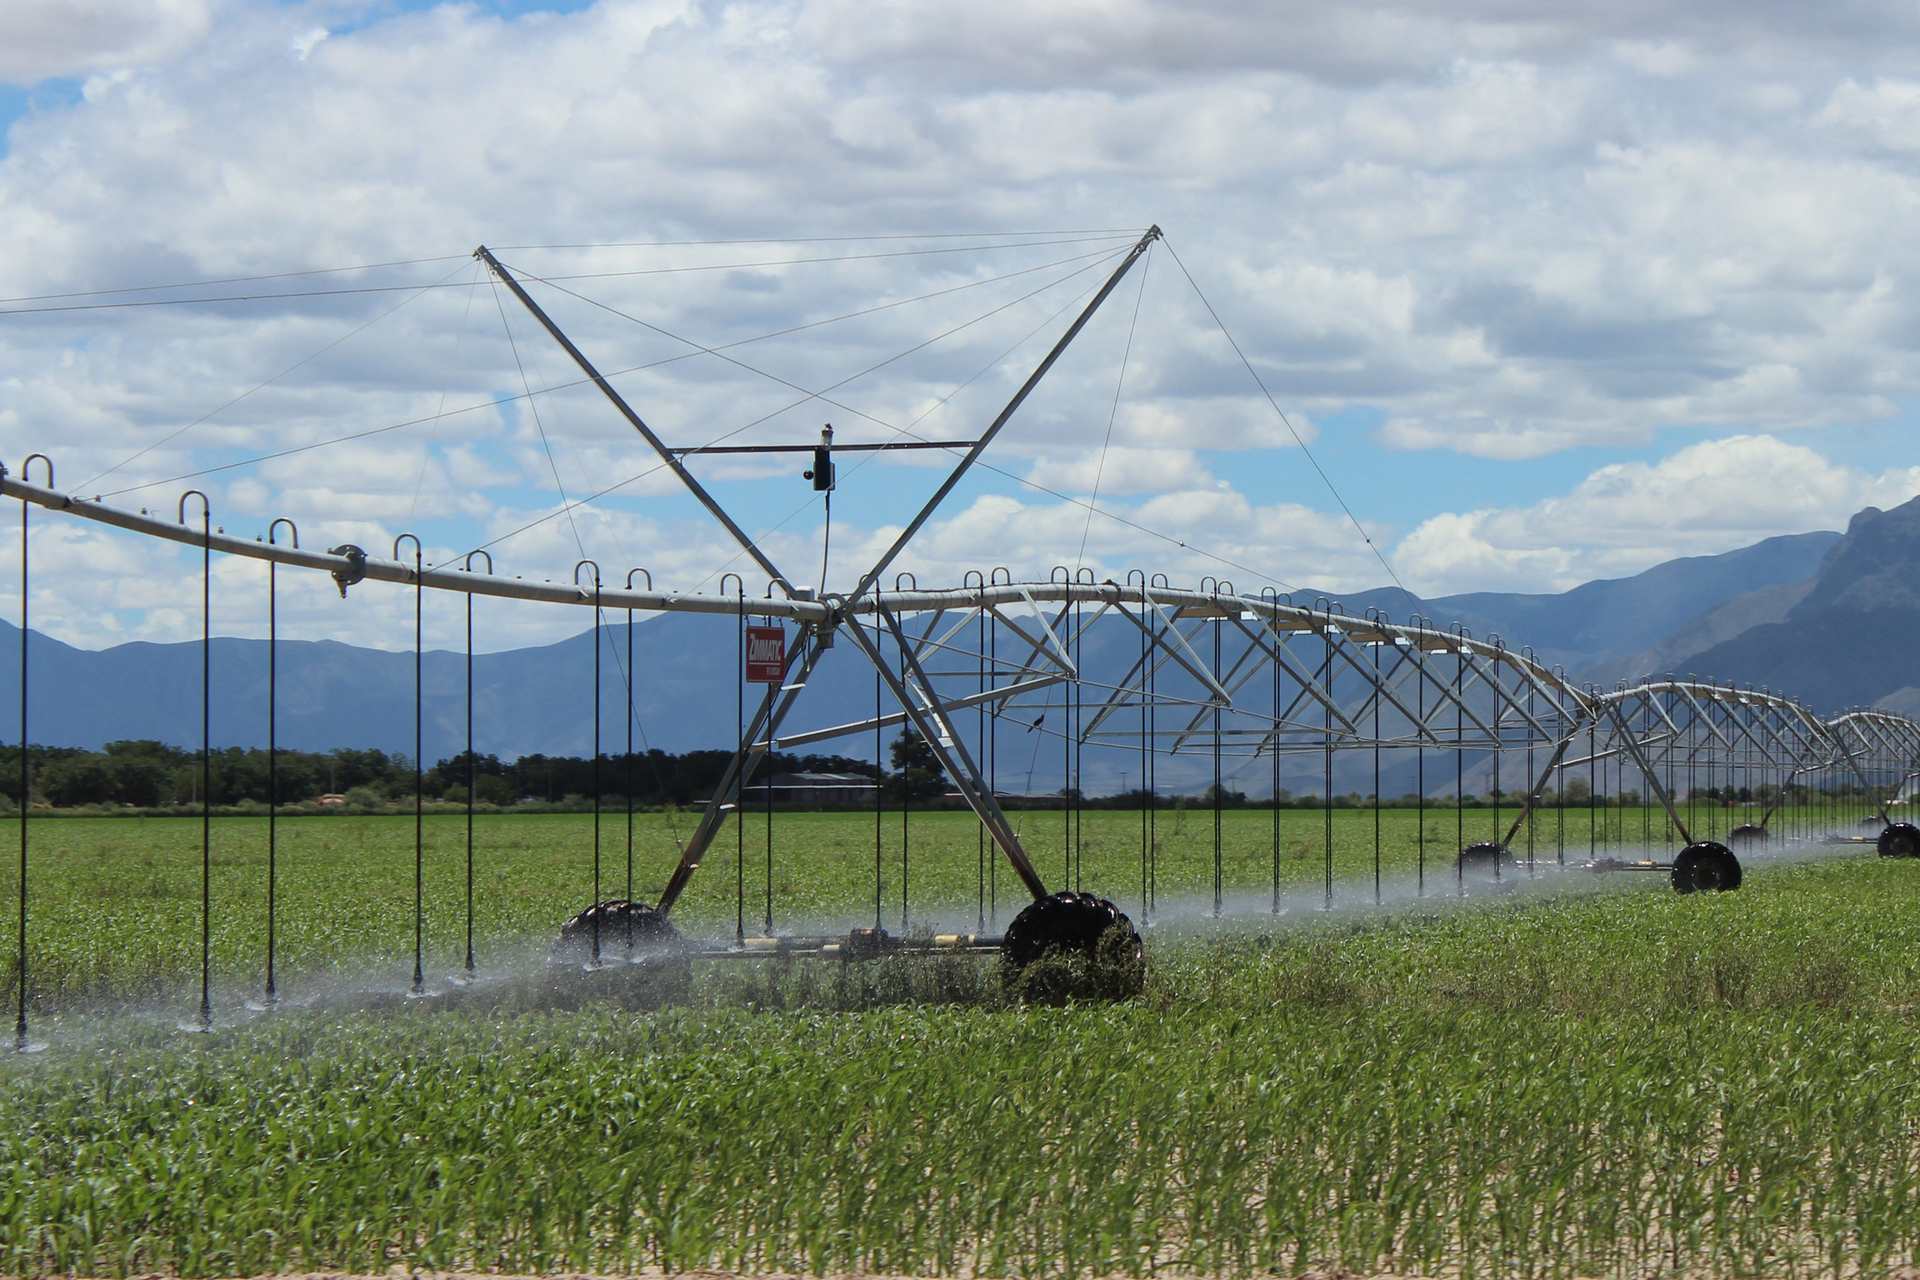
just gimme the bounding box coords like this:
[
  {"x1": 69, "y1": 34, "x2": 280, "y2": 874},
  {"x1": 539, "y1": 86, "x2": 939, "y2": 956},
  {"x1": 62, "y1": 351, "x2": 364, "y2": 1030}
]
[
  {"x1": 0, "y1": 473, "x2": 1580, "y2": 677},
  {"x1": 6, "y1": 472, "x2": 1916, "y2": 770}
]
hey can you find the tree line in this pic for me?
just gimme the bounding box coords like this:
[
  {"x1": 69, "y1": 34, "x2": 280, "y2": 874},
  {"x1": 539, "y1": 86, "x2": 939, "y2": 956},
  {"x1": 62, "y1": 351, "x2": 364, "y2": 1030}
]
[
  {"x1": 0, "y1": 735, "x2": 1865, "y2": 812},
  {"x1": 0, "y1": 740, "x2": 890, "y2": 809}
]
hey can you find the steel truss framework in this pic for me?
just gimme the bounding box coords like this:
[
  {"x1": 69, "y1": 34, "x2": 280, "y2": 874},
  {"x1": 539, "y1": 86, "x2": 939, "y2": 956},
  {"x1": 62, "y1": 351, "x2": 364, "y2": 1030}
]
[
  {"x1": 6, "y1": 470, "x2": 1920, "y2": 914},
  {"x1": 9, "y1": 220, "x2": 1918, "y2": 933}
]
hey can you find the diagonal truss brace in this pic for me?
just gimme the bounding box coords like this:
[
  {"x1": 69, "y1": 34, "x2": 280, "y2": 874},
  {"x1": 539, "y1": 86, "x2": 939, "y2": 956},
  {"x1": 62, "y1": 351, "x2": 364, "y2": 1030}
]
[
  {"x1": 476, "y1": 246, "x2": 796, "y2": 595},
  {"x1": 842, "y1": 227, "x2": 1161, "y2": 609},
  {"x1": 852, "y1": 609, "x2": 1049, "y2": 901},
  {"x1": 652, "y1": 623, "x2": 832, "y2": 914}
]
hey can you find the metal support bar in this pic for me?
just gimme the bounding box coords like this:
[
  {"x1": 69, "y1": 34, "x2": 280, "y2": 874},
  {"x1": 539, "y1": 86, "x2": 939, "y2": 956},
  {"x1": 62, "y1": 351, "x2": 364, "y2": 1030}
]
[
  {"x1": 1754, "y1": 759, "x2": 1813, "y2": 830},
  {"x1": 1829, "y1": 729, "x2": 1891, "y2": 826},
  {"x1": 653, "y1": 625, "x2": 831, "y2": 915},
  {"x1": 850, "y1": 608, "x2": 1050, "y2": 902},
  {"x1": 844, "y1": 226, "x2": 1161, "y2": 607},
  {"x1": 671, "y1": 440, "x2": 973, "y2": 455},
  {"x1": 1604, "y1": 701, "x2": 1693, "y2": 845},
  {"x1": 765, "y1": 674, "x2": 1064, "y2": 749},
  {"x1": 476, "y1": 246, "x2": 797, "y2": 595},
  {"x1": 1500, "y1": 722, "x2": 1583, "y2": 848}
]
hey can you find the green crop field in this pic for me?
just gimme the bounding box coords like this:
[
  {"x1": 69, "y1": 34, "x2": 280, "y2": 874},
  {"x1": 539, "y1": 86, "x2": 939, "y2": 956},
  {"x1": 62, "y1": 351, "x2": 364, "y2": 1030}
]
[
  {"x1": 4, "y1": 810, "x2": 1920, "y2": 1277},
  {"x1": 0, "y1": 801, "x2": 1887, "y2": 1007}
]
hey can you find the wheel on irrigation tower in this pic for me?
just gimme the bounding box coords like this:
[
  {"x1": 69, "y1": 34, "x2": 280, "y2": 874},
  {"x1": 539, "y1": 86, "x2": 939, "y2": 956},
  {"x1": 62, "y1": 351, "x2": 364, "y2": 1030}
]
[
  {"x1": 1454, "y1": 841, "x2": 1516, "y2": 883},
  {"x1": 555, "y1": 898, "x2": 682, "y2": 958},
  {"x1": 1000, "y1": 891, "x2": 1145, "y2": 1004},
  {"x1": 1728, "y1": 823, "x2": 1769, "y2": 847},
  {"x1": 1671, "y1": 841, "x2": 1742, "y2": 894},
  {"x1": 1877, "y1": 822, "x2": 1920, "y2": 859},
  {"x1": 1860, "y1": 815, "x2": 1887, "y2": 831},
  {"x1": 550, "y1": 900, "x2": 691, "y2": 1007}
]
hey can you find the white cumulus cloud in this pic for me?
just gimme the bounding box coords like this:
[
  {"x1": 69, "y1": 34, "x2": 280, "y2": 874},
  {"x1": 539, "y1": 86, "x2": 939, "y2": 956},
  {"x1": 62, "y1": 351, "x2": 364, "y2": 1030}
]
[
  {"x1": 7, "y1": 0, "x2": 1920, "y2": 646},
  {"x1": 1393, "y1": 434, "x2": 1920, "y2": 594}
]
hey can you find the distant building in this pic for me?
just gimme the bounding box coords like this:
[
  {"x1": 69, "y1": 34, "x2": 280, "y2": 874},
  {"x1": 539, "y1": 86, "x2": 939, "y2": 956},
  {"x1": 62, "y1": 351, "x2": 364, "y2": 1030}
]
[{"x1": 746, "y1": 772, "x2": 877, "y2": 803}]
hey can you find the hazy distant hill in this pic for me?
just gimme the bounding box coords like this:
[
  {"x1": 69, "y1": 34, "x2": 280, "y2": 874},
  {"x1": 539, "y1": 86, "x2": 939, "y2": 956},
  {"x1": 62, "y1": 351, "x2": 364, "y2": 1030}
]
[
  {"x1": 1623, "y1": 498, "x2": 1920, "y2": 712},
  {"x1": 1420, "y1": 532, "x2": 1840, "y2": 672},
  {"x1": 1329, "y1": 531, "x2": 1838, "y2": 674},
  {"x1": 1582, "y1": 578, "x2": 1818, "y2": 688}
]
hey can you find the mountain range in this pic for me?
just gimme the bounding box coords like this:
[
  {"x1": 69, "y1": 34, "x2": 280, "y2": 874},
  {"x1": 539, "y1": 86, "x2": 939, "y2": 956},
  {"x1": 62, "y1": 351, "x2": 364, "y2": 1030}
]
[
  {"x1": 1, "y1": 497, "x2": 1912, "y2": 784},
  {"x1": 1342, "y1": 529, "x2": 1841, "y2": 676},
  {"x1": 1597, "y1": 498, "x2": 1920, "y2": 714}
]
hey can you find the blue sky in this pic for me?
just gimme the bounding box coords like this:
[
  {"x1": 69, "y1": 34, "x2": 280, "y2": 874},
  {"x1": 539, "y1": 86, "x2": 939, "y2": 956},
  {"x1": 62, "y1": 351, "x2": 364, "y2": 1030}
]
[{"x1": 6, "y1": 0, "x2": 1920, "y2": 651}]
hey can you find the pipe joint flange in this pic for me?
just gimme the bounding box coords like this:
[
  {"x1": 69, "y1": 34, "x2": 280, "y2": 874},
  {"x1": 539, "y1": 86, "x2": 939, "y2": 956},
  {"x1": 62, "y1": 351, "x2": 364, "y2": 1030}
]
[{"x1": 327, "y1": 544, "x2": 368, "y2": 597}]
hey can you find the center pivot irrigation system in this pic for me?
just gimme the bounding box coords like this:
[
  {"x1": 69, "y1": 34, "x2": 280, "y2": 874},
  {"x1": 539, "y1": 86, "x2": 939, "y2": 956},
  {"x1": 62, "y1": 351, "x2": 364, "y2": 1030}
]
[{"x1": 8, "y1": 226, "x2": 1920, "y2": 1039}]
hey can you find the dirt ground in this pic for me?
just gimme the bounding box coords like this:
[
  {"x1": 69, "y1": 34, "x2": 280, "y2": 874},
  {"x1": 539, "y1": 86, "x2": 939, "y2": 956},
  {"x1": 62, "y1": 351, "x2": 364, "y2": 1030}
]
[
  {"x1": 78, "y1": 1272, "x2": 1409, "y2": 1280},
  {"x1": 82, "y1": 1274, "x2": 1912, "y2": 1280}
]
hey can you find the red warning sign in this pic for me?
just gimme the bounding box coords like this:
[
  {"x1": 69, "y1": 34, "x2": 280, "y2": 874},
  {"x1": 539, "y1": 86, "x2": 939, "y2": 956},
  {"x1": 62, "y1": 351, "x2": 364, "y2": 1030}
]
[{"x1": 744, "y1": 625, "x2": 787, "y2": 683}]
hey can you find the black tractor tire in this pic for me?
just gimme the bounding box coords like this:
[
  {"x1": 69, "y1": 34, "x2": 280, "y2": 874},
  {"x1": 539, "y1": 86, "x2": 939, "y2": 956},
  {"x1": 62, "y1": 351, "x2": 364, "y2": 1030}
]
[
  {"x1": 1454, "y1": 841, "x2": 1516, "y2": 882},
  {"x1": 1001, "y1": 891, "x2": 1144, "y2": 1003},
  {"x1": 1727, "y1": 823, "x2": 1769, "y2": 846},
  {"x1": 554, "y1": 898, "x2": 682, "y2": 962},
  {"x1": 549, "y1": 900, "x2": 692, "y2": 1006},
  {"x1": 1878, "y1": 822, "x2": 1920, "y2": 859},
  {"x1": 1672, "y1": 841, "x2": 1742, "y2": 893}
]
